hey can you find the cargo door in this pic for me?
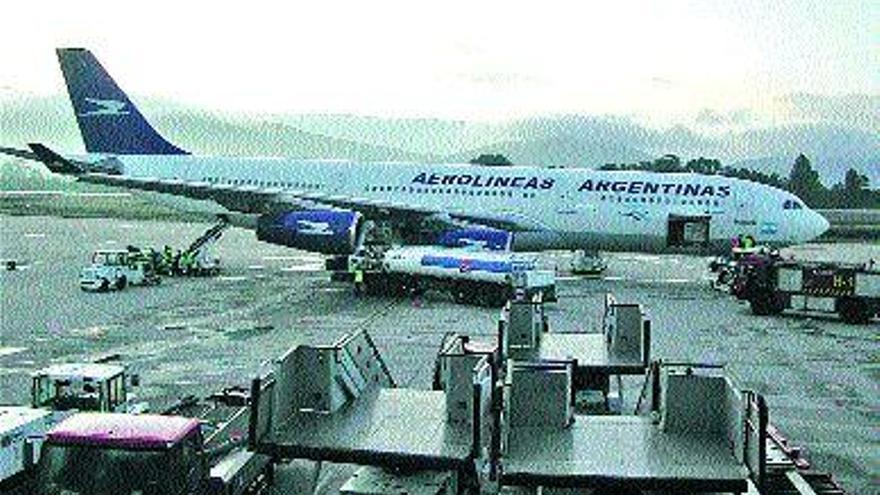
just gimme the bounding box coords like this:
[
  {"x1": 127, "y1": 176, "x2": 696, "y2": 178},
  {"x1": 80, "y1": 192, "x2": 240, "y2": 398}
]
[{"x1": 667, "y1": 215, "x2": 710, "y2": 248}]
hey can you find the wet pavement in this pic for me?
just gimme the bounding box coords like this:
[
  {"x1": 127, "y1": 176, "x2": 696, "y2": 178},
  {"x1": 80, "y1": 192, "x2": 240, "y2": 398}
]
[{"x1": 1, "y1": 215, "x2": 877, "y2": 493}]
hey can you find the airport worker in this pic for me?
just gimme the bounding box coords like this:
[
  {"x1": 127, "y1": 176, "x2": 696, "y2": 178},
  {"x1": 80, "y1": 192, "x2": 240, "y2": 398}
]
[
  {"x1": 182, "y1": 251, "x2": 195, "y2": 275},
  {"x1": 163, "y1": 245, "x2": 174, "y2": 274},
  {"x1": 173, "y1": 250, "x2": 182, "y2": 275},
  {"x1": 147, "y1": 248, "x2": 160, "y2": 271},
  {"x1": 131, "y1": 247, "x2": 147, "y2": 266},
  {"x1": 354, "y1": 268, "x2": 365, "y2": 296}
]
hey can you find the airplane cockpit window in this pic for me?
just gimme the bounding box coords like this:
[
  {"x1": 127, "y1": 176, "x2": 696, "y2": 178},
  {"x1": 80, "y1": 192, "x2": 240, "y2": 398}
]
[{"x1": 783, "y1": 199, "x2": 803, "y2": 210}]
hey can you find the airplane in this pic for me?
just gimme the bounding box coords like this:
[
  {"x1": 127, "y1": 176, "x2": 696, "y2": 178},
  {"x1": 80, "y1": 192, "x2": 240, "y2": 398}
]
[{"x1": 1, "y1": 48, "x2": 830, "y2": 257}]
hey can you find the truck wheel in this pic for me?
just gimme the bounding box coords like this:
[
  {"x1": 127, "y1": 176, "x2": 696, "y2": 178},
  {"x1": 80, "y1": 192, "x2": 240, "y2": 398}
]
[
  {"x1": 116, "y1": 276, "x2": 127, "y2": 290},
  {"x1": 838, "y1": 298, "x2": 871, "y2": 324},
  {"x1": 100, "y1": 279, "x2": 110, "y2": 292},
  {"x1": 452, "y1": 288, "x2": 469, "y2": 304},
  {"x1": 750, "y1": 297, "x2": 775, "y2": 315},
  {"x1": 749, "y1": 291, "x2": 784, "y2": 316}
]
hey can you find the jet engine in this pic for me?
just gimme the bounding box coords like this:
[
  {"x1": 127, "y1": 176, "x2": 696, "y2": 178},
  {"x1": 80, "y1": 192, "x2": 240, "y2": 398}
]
[
  {"x1": 436, "y1": 228, "x2": 513, "y2": 251},
  {"x1": 256, "y1": 210, "x2": 364, "y2": 255}
]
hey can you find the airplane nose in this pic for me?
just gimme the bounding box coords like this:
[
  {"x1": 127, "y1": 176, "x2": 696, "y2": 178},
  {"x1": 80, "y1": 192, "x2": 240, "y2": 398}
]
[{"x1": 808, "y1": 211, "x2": 830, "y2": 240}]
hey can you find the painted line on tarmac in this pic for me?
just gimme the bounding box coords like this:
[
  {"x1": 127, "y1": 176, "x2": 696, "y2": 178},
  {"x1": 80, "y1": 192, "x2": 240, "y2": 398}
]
[
  {"x1": 557, "y1": 274, "x2": 697, "y2": 285},
  {"x1": 263, "y1": 255, "x2": 324, "y2": 263},
  {"x1": 217, "y1": 275, "x2": 248, "y2": 282},
  {"x1": 0, "y1": 347, "x2": 27, "y2": 358},
  {"x1": 280, "y1": 265, "x2": 324, "y2": 272}
]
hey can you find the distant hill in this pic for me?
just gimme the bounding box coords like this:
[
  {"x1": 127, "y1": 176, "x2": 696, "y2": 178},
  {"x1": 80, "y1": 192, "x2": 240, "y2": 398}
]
[
  {"x1": 2, "y1": 95, "x2": 877, "y2": 186},
  {"x1": 447, "y1": 137, "x2": 651, "y2": 168},
  {"x1": 1, "y1": 96, "x2": 436, "y2": 162},
  {"x1": 151, "y1": 112, "x2": 438, "y2": 161}
]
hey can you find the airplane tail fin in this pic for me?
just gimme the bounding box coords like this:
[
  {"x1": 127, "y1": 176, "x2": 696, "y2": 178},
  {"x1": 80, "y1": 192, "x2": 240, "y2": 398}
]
[{"x1": 56, "y1": 48, "x2": 188, "y2": 155}]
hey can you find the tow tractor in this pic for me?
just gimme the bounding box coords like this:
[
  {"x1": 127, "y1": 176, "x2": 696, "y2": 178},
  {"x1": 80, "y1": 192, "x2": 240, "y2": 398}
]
[
  {"x1": 1, "y1": 360, "x2": 147, "y2": 489},
  {"x1": 79, "y1": 248, "x2": 161, "y2": 291},
  {"x1": 570, "y1": 249, "x2": 607, "y2": 276},
  {"x1": 734, "y1": 253, "x2": 880, "y2": 323},
  {"x1": 31, "y1": 387, "x2": 271, "y2": 495},
  {"x1": 709, "y1": 245, "x2": 776, "y2": 291}
]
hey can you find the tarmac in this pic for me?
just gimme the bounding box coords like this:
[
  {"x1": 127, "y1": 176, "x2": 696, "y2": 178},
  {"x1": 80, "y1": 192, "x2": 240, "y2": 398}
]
[{"x1": 0, "y1": 214, "x2": 877, "y2": 494}]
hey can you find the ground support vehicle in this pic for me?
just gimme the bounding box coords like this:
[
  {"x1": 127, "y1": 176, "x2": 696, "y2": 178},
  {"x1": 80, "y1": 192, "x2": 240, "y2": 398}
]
[
  {"x1": 709, "y1": 245, "x2": 776, "y2": 291},
  {"x1": 333, "y1": 245, "x2": 557, "y2": 307},
  {"x1": 176, "y1": 216, "x2": 229, "y2": 276},
  {"x1": 79, "y1": 248, "x2": 161, "y2": 291},
  {"x1": 0, "y1": 407, "x2": 54, "y2": 490},
  {"x1": 734, "y1": 255, "x2": 879, "y2": 323},
  {"x1": 247, "y1": 296, "x2": 845, "y2": 494},
  {"x1": 0, "y1": 361, "x2": 147, "y2": 489},
  {"x1": 29, "y1": 386, "x2": 268, "y2": 495},
  {"x1": 570, "y1": 249, "x2": 607, "y2": 275}
]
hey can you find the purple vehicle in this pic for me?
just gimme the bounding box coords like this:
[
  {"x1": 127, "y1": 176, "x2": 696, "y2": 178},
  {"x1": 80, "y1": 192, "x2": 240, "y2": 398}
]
[{"x1": 36, "y1": 413, "x2": 270, "y2": 495}]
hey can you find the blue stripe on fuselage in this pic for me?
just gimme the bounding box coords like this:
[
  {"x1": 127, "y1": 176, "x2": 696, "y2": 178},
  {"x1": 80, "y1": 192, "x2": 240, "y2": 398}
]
[{"x1": 421, "y1": 255, "x2": 513, "y2": 273}]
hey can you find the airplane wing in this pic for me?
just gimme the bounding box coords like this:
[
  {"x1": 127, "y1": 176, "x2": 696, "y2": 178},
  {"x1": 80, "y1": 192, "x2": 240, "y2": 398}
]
[{"x1": 2, "y1": 144, "x2": 547, "y2": 232}]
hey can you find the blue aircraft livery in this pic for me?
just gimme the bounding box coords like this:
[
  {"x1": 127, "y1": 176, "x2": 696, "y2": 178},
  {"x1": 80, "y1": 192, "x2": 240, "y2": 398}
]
[
  {"x1": 421, "y1": 255, "x2": 521, "y2": 274},
  {"x1": 412, "y1": 172, "x2": 554, "y2": 190},
  {"x1": 577, "y1": 179, "x2": 731, "y2": 197}
]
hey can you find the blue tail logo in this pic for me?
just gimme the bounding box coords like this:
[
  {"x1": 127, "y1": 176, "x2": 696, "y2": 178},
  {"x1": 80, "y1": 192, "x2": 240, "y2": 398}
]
[
  {"x1": 57, "y1": 48, "x2": 188, "y2": 155},
  {"x1": 79, "y1": 98, "x2": 130, "y2": 117}
]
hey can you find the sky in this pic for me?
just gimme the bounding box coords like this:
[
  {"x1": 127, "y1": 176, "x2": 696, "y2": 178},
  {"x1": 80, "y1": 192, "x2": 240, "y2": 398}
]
[{"x1": 0, "y1": 0, "x2": 876, "y2": 124}]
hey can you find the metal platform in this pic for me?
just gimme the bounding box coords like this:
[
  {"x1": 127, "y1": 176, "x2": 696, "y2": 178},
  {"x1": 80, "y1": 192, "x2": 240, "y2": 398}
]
[
  {"x1": 249, "y1": 329, "x2": 494, "y2": 477},
  {"x1": 502, "y1": 415, "x2": 748, "y2": 493},
  {"x1": 255, "y1": 388, "x2": 473, "y2": 470},
  {"x1": 246, "y1": 298, "x2": 779, "y2": 495},
  {"x1": 498, "y1": 365, "x2": 766, "y2": 494},
  {"x1": 502, "y1": 293, "x2": 650, "y2": 399},
  {"x1": 531, "y1": 332, "x2": 648, "y2": 375}
]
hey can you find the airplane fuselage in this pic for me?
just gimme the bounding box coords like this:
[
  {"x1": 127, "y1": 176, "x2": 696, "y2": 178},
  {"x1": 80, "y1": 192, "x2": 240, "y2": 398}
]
[{"x1": 93, "y1": 154, "x2": 829, "y2": 254}]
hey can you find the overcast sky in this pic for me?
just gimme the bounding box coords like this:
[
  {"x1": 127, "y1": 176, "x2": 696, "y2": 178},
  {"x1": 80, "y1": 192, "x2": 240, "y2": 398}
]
[{"x1": 0, "y1": 0, "x2": 876, "y2": 123}]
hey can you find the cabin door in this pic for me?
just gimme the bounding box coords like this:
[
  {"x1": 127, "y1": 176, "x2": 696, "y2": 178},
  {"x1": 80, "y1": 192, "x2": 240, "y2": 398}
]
[{"x1": 667, "y1": 215, "x2": 711, "y2": 248}]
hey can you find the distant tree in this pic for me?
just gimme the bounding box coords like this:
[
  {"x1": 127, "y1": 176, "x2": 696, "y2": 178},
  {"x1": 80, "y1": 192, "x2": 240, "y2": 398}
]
[
  {"x1": 600, "y1": 152, "x2": 874, "y2": 209},
  {"x1": 838, "y1": 168, "x2": 878, "y2": 209},
  {"x1": 685, "y1": 157, "x2": 721, "y2": 175},
  {"x1": 787, "y1": 154, "x2": 827, "y2": 207},
  {"x1": 470, "y1": 154, "x2": 512, "y2": 166},
  {"x1": 844, "y1": 168, "x2": 869, "y2": 192},
  {"x1": 653, "y1": 154, "x2": 682, "y2": 173}
]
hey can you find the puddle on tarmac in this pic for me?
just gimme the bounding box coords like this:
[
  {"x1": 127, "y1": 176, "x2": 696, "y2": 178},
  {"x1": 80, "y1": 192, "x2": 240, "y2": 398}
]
[
  {"x1": 219, "y1": 325, "x2": 274, "y2": 340},
  {"x1": 68, "y1": 325, "x2": 118, "y2": 339}
]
